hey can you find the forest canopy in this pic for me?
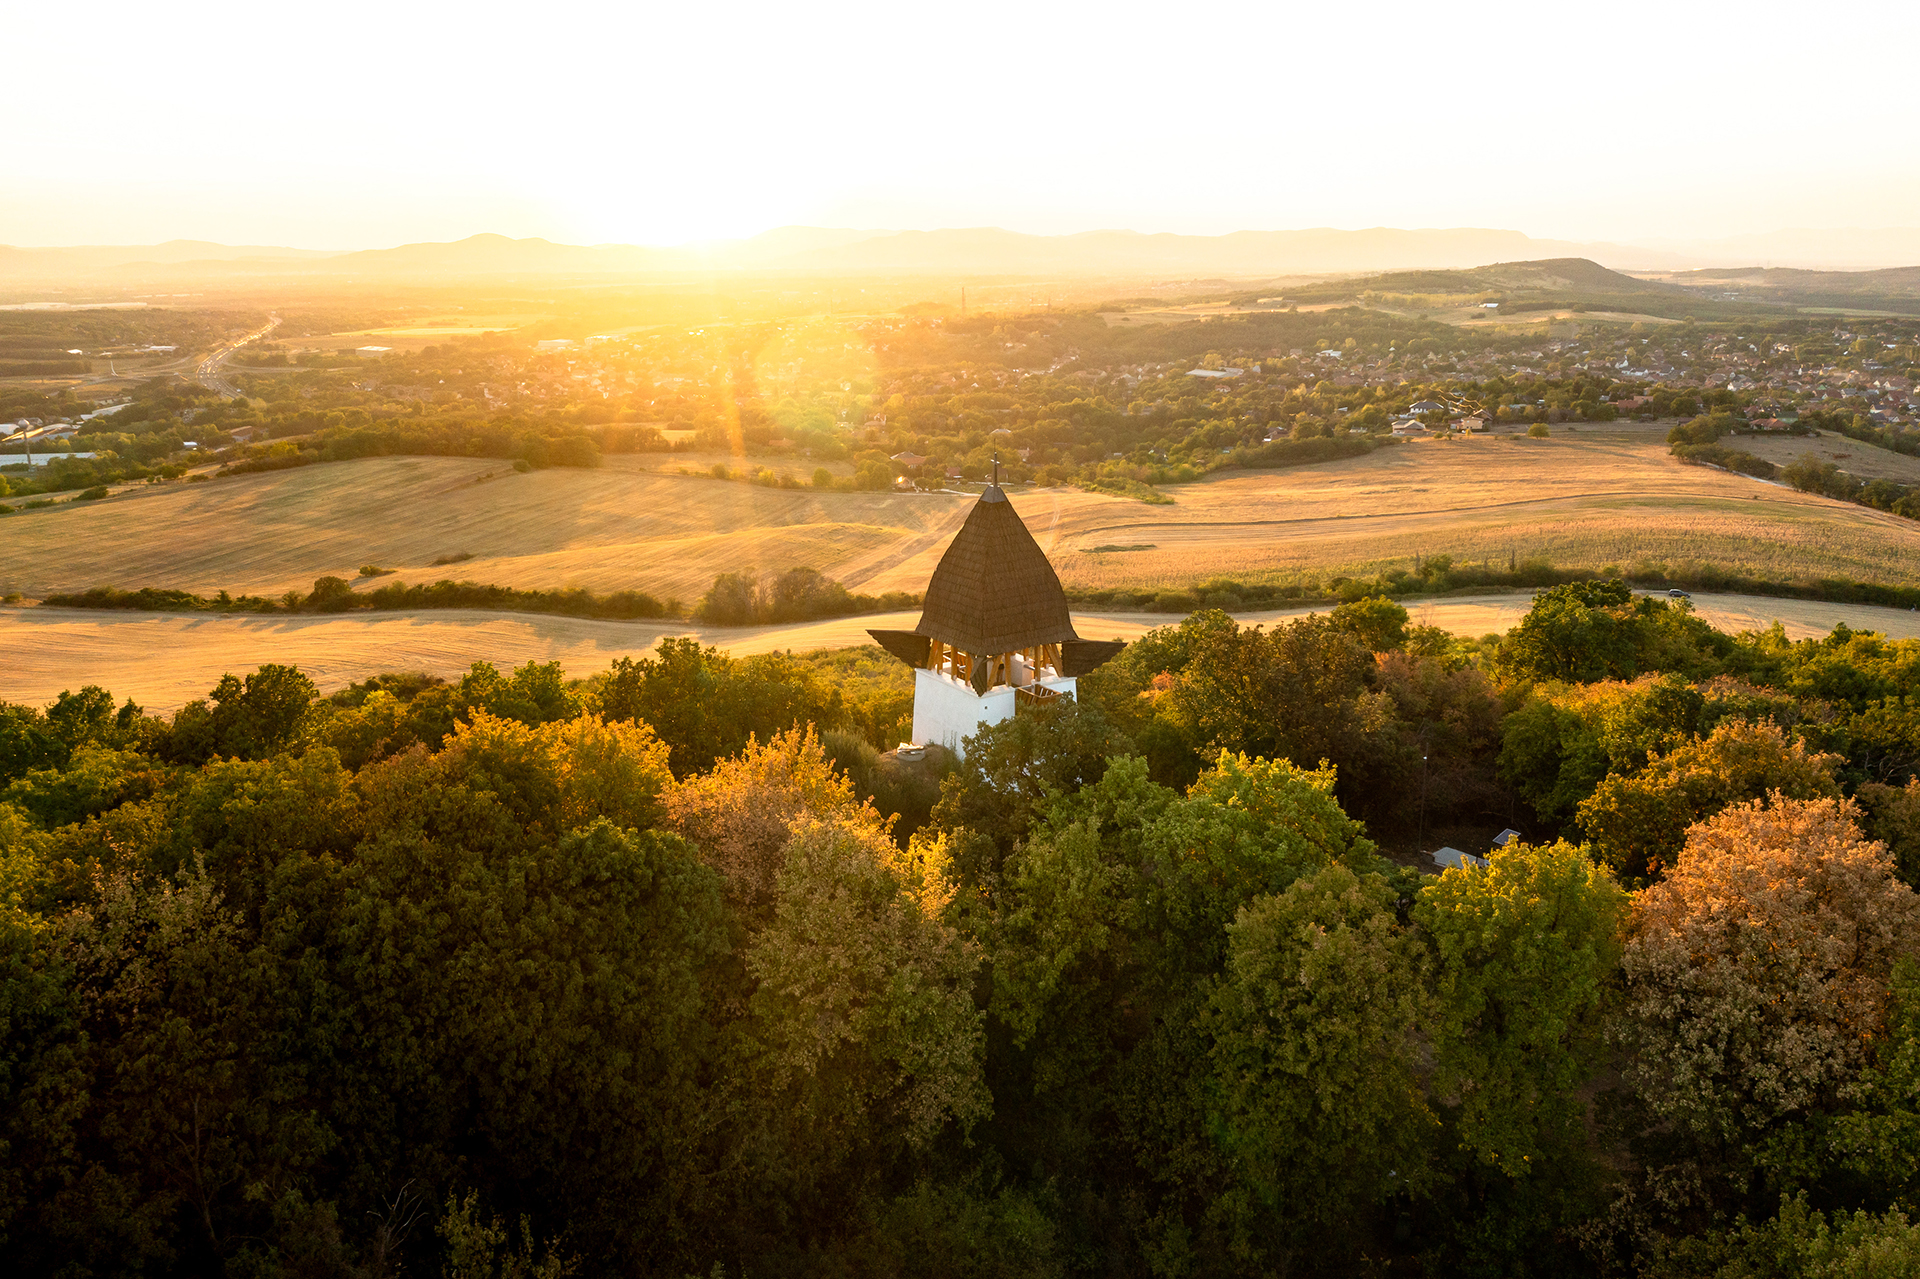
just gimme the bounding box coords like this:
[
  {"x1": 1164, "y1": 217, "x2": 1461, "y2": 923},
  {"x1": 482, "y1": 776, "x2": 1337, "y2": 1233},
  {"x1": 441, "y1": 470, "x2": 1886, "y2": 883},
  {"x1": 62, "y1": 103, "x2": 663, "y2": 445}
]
[{"x1": 6, "y1": 586, "x2": 1920, "y2": 1275}]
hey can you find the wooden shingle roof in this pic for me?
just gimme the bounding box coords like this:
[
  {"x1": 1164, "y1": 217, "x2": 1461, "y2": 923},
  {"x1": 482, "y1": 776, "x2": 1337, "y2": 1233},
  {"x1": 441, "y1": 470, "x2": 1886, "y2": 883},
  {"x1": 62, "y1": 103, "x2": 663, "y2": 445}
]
[{"x1": 913, "y1": 485, "x2": 1078, "y2": 654}]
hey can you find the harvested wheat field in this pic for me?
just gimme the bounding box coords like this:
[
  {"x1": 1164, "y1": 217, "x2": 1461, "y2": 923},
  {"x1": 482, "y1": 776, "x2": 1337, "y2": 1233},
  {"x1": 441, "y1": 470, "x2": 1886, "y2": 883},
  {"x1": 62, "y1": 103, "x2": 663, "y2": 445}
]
[
  {"x1": 0, "y1": 457, "x2": 977, "y2": 603},
  {"x1": 5, "y1": 430, "x2": 1920, "y2": 610},
  {"x1": 4, "y1": 590, "x2": 1917, "y2": 713},
  {"x1": 1013, "y1": 430, "x2": 1920, "y2": 596},
  {"x1": 1733, "y1": 431, "x2": 1920, "y2": 484}
]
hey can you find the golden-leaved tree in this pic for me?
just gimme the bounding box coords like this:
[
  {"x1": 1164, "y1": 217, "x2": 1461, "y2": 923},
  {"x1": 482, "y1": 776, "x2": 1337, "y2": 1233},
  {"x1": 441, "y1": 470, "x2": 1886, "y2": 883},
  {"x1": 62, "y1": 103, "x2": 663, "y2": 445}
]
[{"x1": 1615, "y1": 796, "x2": 1920, "y2": 1201}]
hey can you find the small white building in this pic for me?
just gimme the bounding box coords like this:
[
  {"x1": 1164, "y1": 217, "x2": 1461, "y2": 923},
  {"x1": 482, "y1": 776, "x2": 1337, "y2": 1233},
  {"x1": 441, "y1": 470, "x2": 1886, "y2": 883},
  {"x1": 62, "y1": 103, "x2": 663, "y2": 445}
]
[
  {"x1": 356, "y1": 346, "x2": 392, "y2": 358},
  {"x1": 536, "y1": 338, "x2": 576, "y2": 352},
  {"x1": 1432, "y1": 847, "x2": 1490, "y2": 872},
  {"x1": 869, "y1": 482, "x2": 1123, "y2": 758}
]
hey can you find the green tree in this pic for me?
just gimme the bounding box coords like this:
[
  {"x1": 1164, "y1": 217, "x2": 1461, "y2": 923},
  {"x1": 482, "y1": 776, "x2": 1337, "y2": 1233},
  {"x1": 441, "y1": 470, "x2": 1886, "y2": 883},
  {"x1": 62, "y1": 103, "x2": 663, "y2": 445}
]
[
  {"x1": 930, "y1": 694, "x2": 1132, "y2": 889},
  {"x1": 1331, "y1": 594, "x2": 1410, "y2": 652},
  {"x1": 1495, "y1": 580, "x2": 1641, "y2": 685},
  {"x1": 746, "y1": 815, "x2": 987, "y2": 1166},
  {"x1": 164, "y1": 664, "x2": 318, "y2": 763},
  {"x1": 1579, "y1": 718, "x2": 1841, "y2": 882},
  {"x1": 1417, "y1": 839, "x2": 1626, "y2": 1175},
  {"x1": 600, "y1": 641, "x2": 843, "y2": 776},
  {"x1": 1208, "y1": 863, "x2": 1435, "y2": 1256}
]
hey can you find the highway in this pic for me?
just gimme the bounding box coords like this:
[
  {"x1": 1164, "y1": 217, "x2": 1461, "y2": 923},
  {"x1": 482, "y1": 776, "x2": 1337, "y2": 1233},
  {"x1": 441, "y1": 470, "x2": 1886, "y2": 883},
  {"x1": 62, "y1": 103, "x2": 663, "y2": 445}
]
[
  {"x1": 70, "y1": 312, "x2": 281, "y2": 398},
  {"x1": 196, "y1": 313, "x2": 279, "y2": 397}
]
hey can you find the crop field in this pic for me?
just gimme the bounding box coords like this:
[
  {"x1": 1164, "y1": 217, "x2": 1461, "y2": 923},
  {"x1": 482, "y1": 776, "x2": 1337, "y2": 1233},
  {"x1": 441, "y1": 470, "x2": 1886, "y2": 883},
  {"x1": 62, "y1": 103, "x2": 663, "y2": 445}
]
[
  {"x1": 1735, "y1": 431, "x2": 1920, "y2": 484},
  {"x1": 1015, "y1": 430, "x2": 1920, "y2": 596},
  {"x1": 6, "y1": 590, "x2": 1918, "y2": 714},
  {"x1": 6, "y1": 429, "x2": 1920, "y2": 611},
  {"x1": 0, "y1": 456, "x2": 973, "y2": 602}
]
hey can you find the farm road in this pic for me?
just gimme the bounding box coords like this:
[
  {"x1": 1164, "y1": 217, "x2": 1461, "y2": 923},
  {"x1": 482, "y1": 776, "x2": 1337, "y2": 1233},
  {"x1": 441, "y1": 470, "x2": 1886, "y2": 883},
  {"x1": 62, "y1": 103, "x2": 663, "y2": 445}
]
[{"x1": 3, "y1": 591, "x2": 1917, "y2": 713}]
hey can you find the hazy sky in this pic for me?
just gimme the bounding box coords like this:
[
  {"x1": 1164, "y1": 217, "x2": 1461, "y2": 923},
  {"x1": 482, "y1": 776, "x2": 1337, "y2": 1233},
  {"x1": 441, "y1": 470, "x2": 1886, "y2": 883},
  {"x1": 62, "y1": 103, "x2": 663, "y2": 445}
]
[{"x1": 6, "y1": 0, "x2": 1918, "y2": 250}]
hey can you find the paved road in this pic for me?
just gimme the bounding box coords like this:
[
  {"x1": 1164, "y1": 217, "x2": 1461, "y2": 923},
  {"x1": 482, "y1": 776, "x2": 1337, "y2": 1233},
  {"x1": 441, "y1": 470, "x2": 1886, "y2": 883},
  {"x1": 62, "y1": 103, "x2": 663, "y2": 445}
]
[
  {"x1": 196, "y1": 313, "x2": 279, "y2": 397},
  {"x1": 4, "y1": 591, "x2": 1919, "y2": 713},
  {"x1": 69, "y1": 313, "x2": 280, "y2": 397}
]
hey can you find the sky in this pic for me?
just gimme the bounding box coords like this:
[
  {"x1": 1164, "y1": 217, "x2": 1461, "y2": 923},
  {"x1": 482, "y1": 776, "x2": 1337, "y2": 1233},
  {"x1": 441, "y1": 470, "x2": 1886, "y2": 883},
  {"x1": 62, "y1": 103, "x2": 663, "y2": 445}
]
[{"x1": 6, "y1": 0, "x2": 1919, "y2": 251}]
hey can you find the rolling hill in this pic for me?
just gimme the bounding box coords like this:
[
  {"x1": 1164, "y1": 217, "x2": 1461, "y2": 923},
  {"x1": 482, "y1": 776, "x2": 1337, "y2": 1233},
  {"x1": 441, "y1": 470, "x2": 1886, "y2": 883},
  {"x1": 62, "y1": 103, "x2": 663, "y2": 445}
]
[
  {"x1": 0, "y1": 227, "x2": 1688, "y2": 283},
  {"x1": 6, "y1": 428, "x2": 1920, "y2": 606}
]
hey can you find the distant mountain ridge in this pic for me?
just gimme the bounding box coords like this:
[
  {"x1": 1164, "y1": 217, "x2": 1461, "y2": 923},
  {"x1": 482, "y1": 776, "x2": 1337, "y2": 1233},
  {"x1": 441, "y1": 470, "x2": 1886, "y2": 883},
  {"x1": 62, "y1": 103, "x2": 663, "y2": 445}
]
[
  {"x1": 3, "y1": 225, "x2": 1917, "y2": 282},
  {"x1": 0, "y1": 226, "x2": 1685, "y2": 282},
  {"x1": 289, "y1": 225, "x2": 1693, "y2": 277}
]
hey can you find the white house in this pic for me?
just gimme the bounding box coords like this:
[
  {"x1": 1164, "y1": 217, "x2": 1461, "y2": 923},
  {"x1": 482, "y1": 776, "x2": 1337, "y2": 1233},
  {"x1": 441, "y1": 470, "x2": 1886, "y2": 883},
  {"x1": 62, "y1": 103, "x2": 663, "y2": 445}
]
[
  {"x1": 869, "y1": 481, "x2": 1124, "y2": 758},
  {"x1": 1432, "y1": 847, "x2": 1490, "y2": 872}
]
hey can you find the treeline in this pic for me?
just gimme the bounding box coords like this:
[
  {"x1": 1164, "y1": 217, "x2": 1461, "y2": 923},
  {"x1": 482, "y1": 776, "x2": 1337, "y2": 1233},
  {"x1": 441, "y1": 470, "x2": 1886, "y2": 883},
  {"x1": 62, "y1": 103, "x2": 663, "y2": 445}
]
[
  {"x1": 1668, "y1": 410, "x2": 1920, "y2": 521},
  {"x1": 9, "y1": 585, "x2": 1920, "y2": 1273},
  {"x1": 692, "y1": 566, "x2": 919, "y2": 625},
  {"x1": 1670, "y1": 439, "x2": 1778, "y2": 478},
  {"x1": 46, "y1": 578, "x2": 679, "y2": 621},
  {"x1": 1783, "y1": 452, "x2": 1920, "y2": 519},
  {"x1": 1070, "y1": 551, "x2": 1920, "y2": 613},
  {"x1": 45, "y1": 567, "x2": 914, "y2": 627},
  {"x1": 1213, "y1": 431, "x2": 1383, "y2": 471},
  {"x1": 0, "y1": 459, "x2": 197, "y2": 506},
  {"x1": 0, "y1": 359, "x2": 88, "y2": 375},
  {"x1": 220, "y1": 418, "x2": 624, "y2": 476}
]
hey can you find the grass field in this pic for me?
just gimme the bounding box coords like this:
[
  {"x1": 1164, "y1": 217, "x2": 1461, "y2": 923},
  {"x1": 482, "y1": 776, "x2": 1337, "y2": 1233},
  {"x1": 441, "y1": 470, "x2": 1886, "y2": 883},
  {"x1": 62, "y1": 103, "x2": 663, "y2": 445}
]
[
  {"x1": 0, "y1": 457, "x2": 973, "y2": 601},
  {"x1": 1734, "y1": 431, "x2": 1920, "y2": 484},
  {"x1": 6, "y1": 590, "x2": 1917, "y2": 713},
  {"x1": 1021, "y1": 428, "x2": 1920, "y2": 596},
  {"x1": 5, "y1": 427, "x2": 1920, "y2": 610}
]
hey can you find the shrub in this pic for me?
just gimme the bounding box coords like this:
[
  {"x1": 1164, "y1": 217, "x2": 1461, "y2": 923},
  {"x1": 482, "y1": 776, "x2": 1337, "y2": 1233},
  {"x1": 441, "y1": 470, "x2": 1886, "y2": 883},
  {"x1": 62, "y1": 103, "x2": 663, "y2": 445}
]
[{"x1": 1528, "y1": 422, "x2": 1550, "y2": 438}]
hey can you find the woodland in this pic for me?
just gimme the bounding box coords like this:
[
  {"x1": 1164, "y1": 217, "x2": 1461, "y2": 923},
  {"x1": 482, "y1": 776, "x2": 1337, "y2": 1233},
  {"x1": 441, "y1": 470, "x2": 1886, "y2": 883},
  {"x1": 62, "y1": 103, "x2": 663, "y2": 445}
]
[{"x1": 6, "y1": 585, "x2": 1920, "y2": 1275}]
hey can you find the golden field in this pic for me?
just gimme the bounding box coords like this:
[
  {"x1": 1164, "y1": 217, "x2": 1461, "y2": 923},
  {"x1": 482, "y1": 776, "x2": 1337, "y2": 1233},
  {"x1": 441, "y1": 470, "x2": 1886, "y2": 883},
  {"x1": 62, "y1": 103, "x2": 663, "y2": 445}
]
[
  {"x1": 1029, "y1": 429, "x2": 1920, "y2": 596},
  {"x1": 5, "y1": 590, "x2": 1918, "y2": 713},
  {"x1": 1734, "y1": 431, "x2": 1920, "y2": 484},
  {"x1": 3, "y1": 428, "x2": 1919, "y2": 608}
]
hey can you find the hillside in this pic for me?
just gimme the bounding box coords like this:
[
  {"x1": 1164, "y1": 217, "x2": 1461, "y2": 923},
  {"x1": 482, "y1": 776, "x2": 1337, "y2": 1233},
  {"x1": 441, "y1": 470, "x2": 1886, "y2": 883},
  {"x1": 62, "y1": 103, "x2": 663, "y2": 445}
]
[
  {"x1": 8, "y1": 429, "x2": 1920, "y2": 607},
  {"x1": 1660, "y1": 263, "x2": 1920, "y2": 311},
  {"x1": 1280, "y1": 256, "x2": 1694, "y2": 306}
]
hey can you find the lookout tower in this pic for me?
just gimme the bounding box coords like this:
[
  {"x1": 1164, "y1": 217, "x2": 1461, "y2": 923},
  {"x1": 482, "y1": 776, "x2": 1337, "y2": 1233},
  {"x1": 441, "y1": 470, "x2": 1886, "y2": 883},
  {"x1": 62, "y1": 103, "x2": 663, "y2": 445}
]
[{"x1": 869, "y1": 476, "x2": 1123, "y2": 756}]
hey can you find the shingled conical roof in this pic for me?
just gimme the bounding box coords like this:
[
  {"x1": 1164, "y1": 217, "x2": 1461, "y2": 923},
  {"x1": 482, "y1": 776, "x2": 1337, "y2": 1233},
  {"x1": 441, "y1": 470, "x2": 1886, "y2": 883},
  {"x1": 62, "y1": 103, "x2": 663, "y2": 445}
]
[{"x1": 913, "y1": 485, "x2": 1077, "y2": 654}]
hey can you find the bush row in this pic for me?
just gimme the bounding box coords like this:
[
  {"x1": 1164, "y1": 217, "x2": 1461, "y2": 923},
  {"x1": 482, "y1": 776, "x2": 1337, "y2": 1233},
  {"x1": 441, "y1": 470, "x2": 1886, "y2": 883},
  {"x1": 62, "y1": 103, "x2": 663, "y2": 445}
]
[
  {"x1": 45, "y1": 578, "x2": 679, "y2": 620},
  {"x1": 1070, "y1": 554, "x2": 1920, "y2": 613}
]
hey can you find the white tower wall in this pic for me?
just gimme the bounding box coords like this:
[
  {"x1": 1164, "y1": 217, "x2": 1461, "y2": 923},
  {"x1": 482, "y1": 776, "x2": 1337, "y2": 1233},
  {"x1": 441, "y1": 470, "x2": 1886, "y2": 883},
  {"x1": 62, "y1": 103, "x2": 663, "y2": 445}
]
[{"x1": 910, "y1": 667, "x2": 1078, "y2": 759}]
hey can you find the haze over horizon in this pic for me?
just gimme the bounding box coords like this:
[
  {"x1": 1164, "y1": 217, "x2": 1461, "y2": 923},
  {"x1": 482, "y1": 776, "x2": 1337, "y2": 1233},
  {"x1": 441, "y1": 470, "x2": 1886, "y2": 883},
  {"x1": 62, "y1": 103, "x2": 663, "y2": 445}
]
[{"x1": 9, "y1": 0, "x2": 1920, "y2": 259}]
